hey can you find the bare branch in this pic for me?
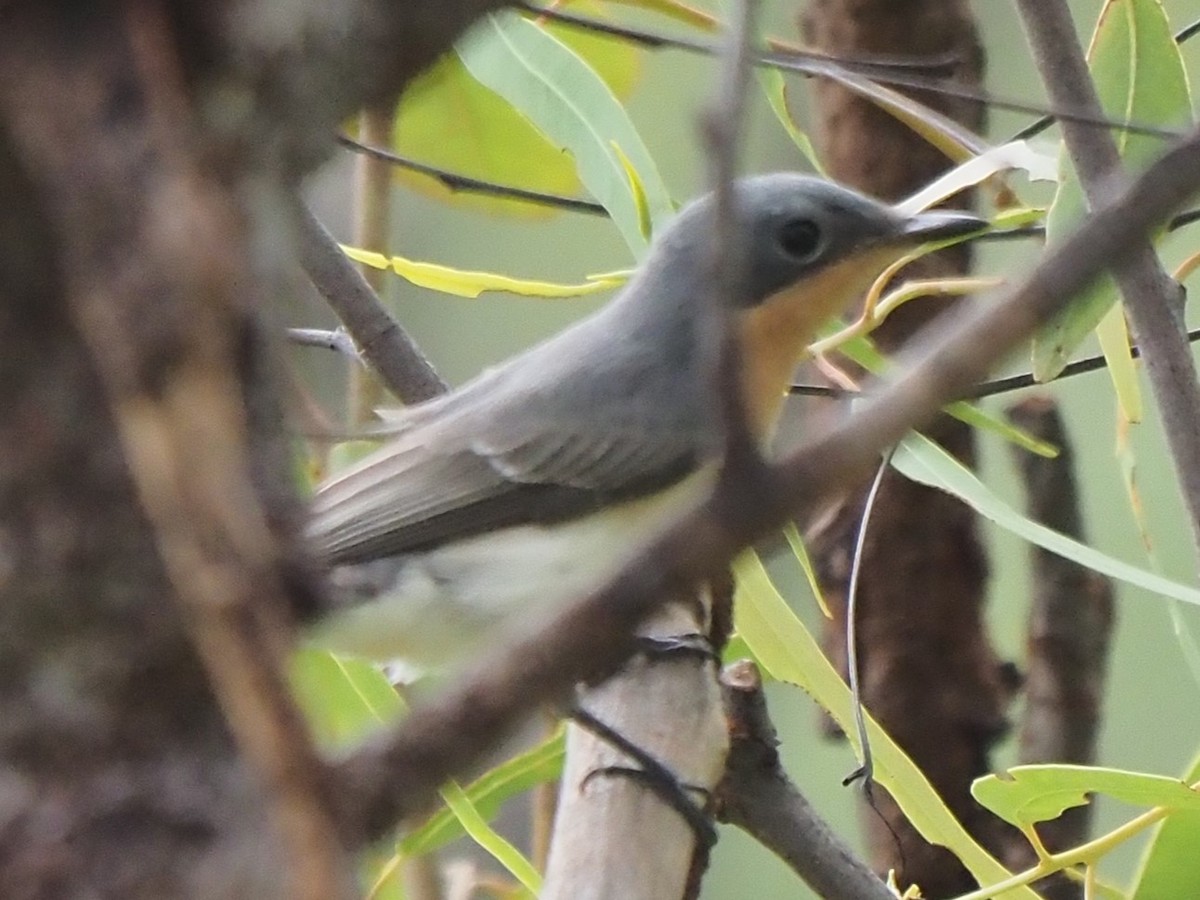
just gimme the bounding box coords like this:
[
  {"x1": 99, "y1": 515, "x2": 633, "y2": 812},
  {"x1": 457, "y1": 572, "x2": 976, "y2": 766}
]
[
  {"x1": 702, "y1": 0, "x2": 764, "y2": 476},
  {"x1": 716, "y1": 662, "x2": 895, "y2": 900},
  {"x1": 331, "y1": 125, "x2": 1200, "y2": 847},
  {"x1": 1015, "y1": 0, "x2": 1200, "y2": 572},
  {"x1": 294, "y1": 203, "x2": 447, "y2": 404},
  {"x1": 543, "y1": 8, "x2": 758, "y2": 896}
]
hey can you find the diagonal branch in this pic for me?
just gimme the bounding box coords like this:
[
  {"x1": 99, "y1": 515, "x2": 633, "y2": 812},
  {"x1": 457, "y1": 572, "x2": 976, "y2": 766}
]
[
  {"x1": 294, "y1": 203, "x2": 447, "y2": 405},
  {"x1": 330, "y1": 124, "x2": 1200, "y2": 848},
  {"x1": 716, "y1": 661, "x2": 895, "y2": 900},
  {"x1": 1015, "y1": 0, "x2": 1200, "y2": 574}
]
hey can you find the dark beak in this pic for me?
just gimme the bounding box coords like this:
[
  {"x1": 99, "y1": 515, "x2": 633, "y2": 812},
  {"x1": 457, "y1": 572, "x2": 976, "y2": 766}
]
[{"x1": 900, "y1": 208, "x2": 987, "y2": 243}]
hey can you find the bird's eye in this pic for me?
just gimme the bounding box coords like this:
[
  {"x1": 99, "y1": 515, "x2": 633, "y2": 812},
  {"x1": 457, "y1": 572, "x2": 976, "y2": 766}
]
[{"x1": 778, "y1": 218, "x2": 823, "y2": 261}]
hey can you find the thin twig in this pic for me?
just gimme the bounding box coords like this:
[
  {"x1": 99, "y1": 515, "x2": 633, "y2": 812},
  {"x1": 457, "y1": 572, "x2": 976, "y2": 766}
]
[
  {"x1": 789, "y1": 326, "x2": 1200, "y2": 402},
  {"x1": 289, "y1": 327, "x2": 360, "y2": 359},
  {"x1": 841, "y1": 453, "x2": 891, "y2": 790},
  {"x1": 1010, "y1": 14, "x2": 1200, "y2": 143},
  {"x1": 702, "y1": 0, "x2": 762, "y2": 474},
  {"x1": 1016, "y1": 0, "x2": 1200, "y2": 572},
  {"x1": 337, "y1": 134, "x2": 607, "y2": 216},
  {"x1": 347, "y1": 104, "x2": 398, "y2": 424},
  {"x1": 294, "y1": 203, "x2": 447, "y2": 404},
  {"x1": 521, "y1": 2, "x2": 1181, "y2": 140}
]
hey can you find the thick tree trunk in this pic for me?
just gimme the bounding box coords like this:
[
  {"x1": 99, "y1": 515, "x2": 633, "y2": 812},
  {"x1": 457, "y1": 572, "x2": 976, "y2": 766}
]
[
  {"x1": 799, "y1": 2, "x2": 1017, "y2": 895},
  {"x1": 0, "y1": 2, "x2": 507, "y2": 896}
]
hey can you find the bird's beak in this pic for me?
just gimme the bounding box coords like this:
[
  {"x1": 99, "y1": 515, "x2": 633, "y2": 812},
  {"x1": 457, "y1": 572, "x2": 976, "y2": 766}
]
[{"x1": 899, "y1": 208, "x2": 987, "y2": 243}]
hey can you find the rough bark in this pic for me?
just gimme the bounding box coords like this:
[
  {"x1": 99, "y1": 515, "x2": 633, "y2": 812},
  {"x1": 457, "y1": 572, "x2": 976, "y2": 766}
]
[
  {"x1": 799, "y1": 2, "x2": 1016, "y2": 895},
  {"x1": 0, "y1": 2, "x2": 508, "y2": 896}
]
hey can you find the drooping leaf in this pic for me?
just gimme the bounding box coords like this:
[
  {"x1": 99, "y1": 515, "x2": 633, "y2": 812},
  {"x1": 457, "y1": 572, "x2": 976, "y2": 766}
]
[
  {"x1": 390, "y1": 2, "x2": 641, "y2": 218},
  {"x1": 757, "y1": 67, "x2": 825, "y2": 174},
  {"x1": 732, "y1": 551, "x2": 1039, "y2": 898},
  {"x1": 603, "y1": 0, "x2": 718, "y2": 30},
  {"x1": 1032, "y1": 0, "x2": 1193, "y2": 380},
  {"x1": 291, "y1": 651, "x2": 550, "y2": 893},
  {"x1": 341, "y1": 245, "x2": 628, "y2": 298},
  {"x1": 400, "y1": 728, "x2": 565, "y2": 857},
  {"x1": 891, "y1": 432, "x2": 1200, "y2": 606},
  {"x1": 973, "y1": 764, "x2": 1200, "y2": 829},
  {"x1": 782, "y1": 521, "x2": 831, "y2": 617},
  {"x1": 459, "y1": 11, "x2": 673, "y2": 253},
  {"x1": 437, "y1": 781, "x2": 542, "y2": 895}
]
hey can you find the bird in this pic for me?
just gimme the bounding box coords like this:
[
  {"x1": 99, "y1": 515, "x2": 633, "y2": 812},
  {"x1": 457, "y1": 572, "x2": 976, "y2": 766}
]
[{"x1": 306, "y1": 173, "x2": 984, "y2": 667}]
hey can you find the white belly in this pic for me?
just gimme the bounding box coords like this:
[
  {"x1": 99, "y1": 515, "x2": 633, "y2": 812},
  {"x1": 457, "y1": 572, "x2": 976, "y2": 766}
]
[{"x1": 307, "y1": 468, "x2": 716, "y2": 669}]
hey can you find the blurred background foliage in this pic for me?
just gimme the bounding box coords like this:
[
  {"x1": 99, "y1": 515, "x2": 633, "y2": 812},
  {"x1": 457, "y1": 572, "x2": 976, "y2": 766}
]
[{"x1": 295, "y1": 2, "x2": 1200, "y2": 896}]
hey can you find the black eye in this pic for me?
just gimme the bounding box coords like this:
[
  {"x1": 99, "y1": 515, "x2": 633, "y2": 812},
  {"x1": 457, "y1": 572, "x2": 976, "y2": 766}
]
[{"x1": 778, "y1": 218, "x2": 823, "y2": 261}]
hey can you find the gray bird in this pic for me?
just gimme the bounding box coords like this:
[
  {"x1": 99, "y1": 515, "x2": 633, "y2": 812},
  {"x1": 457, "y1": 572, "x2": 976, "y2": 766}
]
[{"x1": 307, "y1": 173, "x2": 983, "y2": 666}]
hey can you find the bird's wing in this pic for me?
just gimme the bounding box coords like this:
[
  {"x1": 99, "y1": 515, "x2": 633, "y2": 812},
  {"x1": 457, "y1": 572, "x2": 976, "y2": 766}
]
[{"x1": 310, "y1": 416, "x2": 702, "y2": 564}]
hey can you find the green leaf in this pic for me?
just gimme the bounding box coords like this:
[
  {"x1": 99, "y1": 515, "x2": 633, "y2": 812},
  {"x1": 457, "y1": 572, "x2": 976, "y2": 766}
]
[
  {"x1": 1131, "y1": 750, "x2": 1200, "y2": 899},
  {"x1": 782, "y1": 521, "x2": 831, "y2": 617},
  {"x1": 757, "y1": 68, "x2": 825, "y2": 174},
  {"x1": 732, "y1": 551, "x2": 1039, "y2": 898},
  {"x1": 390, "y1": 2, "x2": 641, "y2": 218},
  {"x1": 401, "y1": 728, "x2": 566, "y2": 856},
  {"x1": 341, "y1": 245, "x2": 628, "y2": 298},
  {"x1": 832, "y1": 333, "x2": 1059, "y2": 457},
  {"x1": 290, "y1": 649, "x2": 403, "y2": 749},
  {"x1": 459, "y1": 12, "x2": 673, "y2": 254},
  {"x1": 891, "y1": 432, "x2": 1200, "y2": 606},
  {"x1": 440, "y1": 781, "x2": 542, "y2": 895},
  {"x1": 973, "y1": 764, "x2": 1200, "y2": 829},
  {"x1": 1032, "y1": 0, "x2": 1193, "y2": 380},
  {"x1": 1096, "y1": 302, "x2": 1142, "y2": 423},
  {"x1": 945, "y1": 401, "x2": 1059, "y2": 459}
]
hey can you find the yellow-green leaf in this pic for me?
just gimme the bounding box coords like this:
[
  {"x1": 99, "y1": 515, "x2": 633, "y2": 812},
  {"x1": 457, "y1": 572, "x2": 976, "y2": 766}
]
[
  {"x1": 732, "y1": 551, "x2": 1038, "y2": 897},
  {"x1": 757, "y1": 68, "x2": 825, "y2": 174},
  {"x1": 1130, "y1": 750, "x2": 1200, "y2": 899},
  {"x1": 1096, "y1": 302, "x2": 1142, "y2": 423},
  {"x1": 973, "y1": 764, "x2": 1200, "y2": 828},
  {"x1": 459, "y1": 11, "x2": 673, "y2": 254},
  {"x1": 341, "y1": 245, "x2": 628, "y2": 298},
  {"x1": 389, "y1": 1, "x2": 641, "y2": 218}
]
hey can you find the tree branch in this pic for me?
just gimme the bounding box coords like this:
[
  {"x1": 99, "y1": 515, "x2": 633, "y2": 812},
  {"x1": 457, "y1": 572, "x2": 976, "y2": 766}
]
[
  {"x1": 1015, "y1": 0, "x2": 1200, "y2": 573},
  {"x1": 716, "y1": 661, "x2": 895, "y2": 900},
  {"x1": 331, "y1": 124, "x2": 1200, "y2": 848},
  {"x1": 294, "y1": 202, "x2": 447, "y2": 404}
]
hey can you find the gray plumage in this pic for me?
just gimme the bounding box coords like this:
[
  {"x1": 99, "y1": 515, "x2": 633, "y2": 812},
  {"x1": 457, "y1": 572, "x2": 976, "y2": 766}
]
[
  {"x1": 305, "y1": 174, "x2": 983, "y2": 663},
  {"x1": 311, "y1": 173, "x2": 918, "y2": 563}
]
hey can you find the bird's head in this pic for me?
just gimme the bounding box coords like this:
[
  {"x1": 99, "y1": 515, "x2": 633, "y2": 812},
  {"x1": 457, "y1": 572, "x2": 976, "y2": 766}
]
[{"x1": 637, "y1": 173, "x2": 985, "y2": 434}]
